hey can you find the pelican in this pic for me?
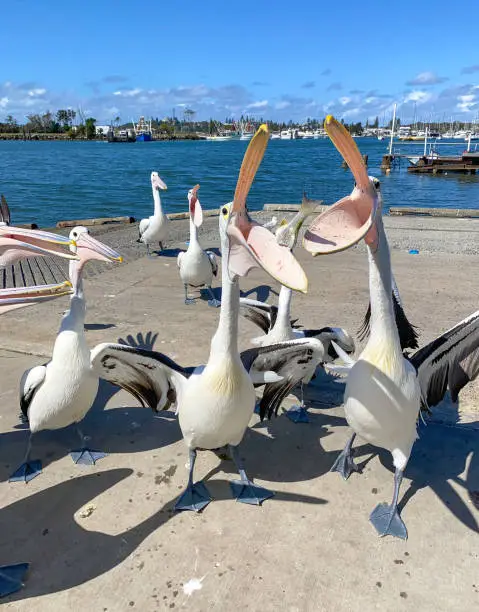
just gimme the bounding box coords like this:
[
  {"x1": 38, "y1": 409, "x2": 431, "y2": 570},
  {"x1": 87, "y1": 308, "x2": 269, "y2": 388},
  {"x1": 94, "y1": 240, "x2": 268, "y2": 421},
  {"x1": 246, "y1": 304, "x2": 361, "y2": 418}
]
[
  {"x1": 0, "y1": 225, "x2": 75, "y2": 598},
  {"x1": 90, "y1": 125, "x2": 309, "y2": 512},
  {"x1": 137, "y1": 172, "x2": 169, "y2": 255},
  {"x1": 10, "y1": 227, "x2": 123, "y2": 483},
  {"x1": 303, "y1": 115, "x2": 479, "y2": 539},
  {"x1": 177, "y1": 184, "x2": 220, "y2": 307},
  {"x1": 240, "y1": 198, "x2": 355, "y2": 422}
]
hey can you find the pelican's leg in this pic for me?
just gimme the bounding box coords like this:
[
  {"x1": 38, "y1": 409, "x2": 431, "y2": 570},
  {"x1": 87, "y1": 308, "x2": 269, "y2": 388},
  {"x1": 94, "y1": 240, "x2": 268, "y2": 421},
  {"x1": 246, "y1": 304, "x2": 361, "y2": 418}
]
[
  {"x1": 285, "y1": 382, "x2": 309, "y2": 423},
  {"x1": 175, "y1": 449, "x2": 211, "y2": 512},
  {"x1": 330, "y1": 432, "x2": 360, "y2": 480},
  {"x1": 9, "y1": 435, "x2": 42, "y2": 483},
  {"x1": 70, "y1": 425, "x2": 108, "y2": 466},
  {"x1": 229, "y1": 444, "x2": 274, "y2": 506},
  {"x1": 0, "y1": 563, "x2": 29, "y2": 597},
  {"x1": 184, "y1": 284, "x2": 195, "y2": 305},
  {"x1": 370, "y1": 468, "x2": 408, "y2": 540},
  {"x1": 159, "y1": 241, "x2": 164, "y2": 252},
  {"x1": 206, "y1": 286, "x2": 221, "y2": 308}
]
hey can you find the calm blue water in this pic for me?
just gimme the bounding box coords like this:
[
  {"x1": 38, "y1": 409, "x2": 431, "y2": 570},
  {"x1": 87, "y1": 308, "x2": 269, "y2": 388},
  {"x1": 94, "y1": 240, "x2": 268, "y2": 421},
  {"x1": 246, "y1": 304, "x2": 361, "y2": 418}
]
[{"x1": 0, "y1": 138, "x2": 478, "y2": 227}]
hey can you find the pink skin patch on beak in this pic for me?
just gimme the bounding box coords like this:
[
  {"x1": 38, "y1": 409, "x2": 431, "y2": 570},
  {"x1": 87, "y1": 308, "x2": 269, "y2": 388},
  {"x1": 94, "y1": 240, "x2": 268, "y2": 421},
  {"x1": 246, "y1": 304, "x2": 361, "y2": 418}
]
[
  {"x1": 303, "y1": 189, "x2": 378, "y2": 255},
  {"x1": 189, "y1": 185, "x2": 203, "y2": 227},
  {"x1": 228, "y1": 216, "x2": 308, "y2": 293}
]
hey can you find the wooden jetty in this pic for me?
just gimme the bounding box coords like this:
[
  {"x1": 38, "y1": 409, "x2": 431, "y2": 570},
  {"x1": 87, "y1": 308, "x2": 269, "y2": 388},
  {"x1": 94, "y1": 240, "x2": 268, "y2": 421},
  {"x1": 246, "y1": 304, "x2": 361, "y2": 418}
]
[{"x1": 407, "y1": 151, "x2": 479, "y2": 175}]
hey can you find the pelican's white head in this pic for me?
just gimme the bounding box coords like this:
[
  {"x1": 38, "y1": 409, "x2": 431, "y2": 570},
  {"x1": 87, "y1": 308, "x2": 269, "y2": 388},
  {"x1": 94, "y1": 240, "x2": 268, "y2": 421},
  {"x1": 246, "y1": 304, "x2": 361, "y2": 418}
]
[
  {"x1": 303, "y1": 115, "x2": 380, "y2": 255},
  {"x1": 219, "y1": 125, "x2": 308, "y2": 293},
  {"x1": 188, "y1": 184, "x2": 203, "y2": 227},
  {"x1": 151, "y1": 172, "x2": 167, "y2": 191},
  {"x1": 68, "y1": 226, "x2": 123, "y2": 292}
]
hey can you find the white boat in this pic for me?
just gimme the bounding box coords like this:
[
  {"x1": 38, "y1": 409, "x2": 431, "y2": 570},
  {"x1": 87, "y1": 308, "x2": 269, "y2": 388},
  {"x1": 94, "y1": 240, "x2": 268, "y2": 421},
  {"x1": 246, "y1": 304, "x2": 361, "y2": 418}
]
[
  {"x1": 206, "y1": 120, "x2": 234, "y2": 141},
  {"x1": 298, "y1": 130, "x2": 314, "y2": 139},
  {"x1": 270, "y1": 132, "x2": 281, "y2": 140},
  {"x1": 280, "y1": 129, "x2": 300, "y2": 139},
  {"x1": 206, "y1": 135, "x2": 233, "y2": 141}
]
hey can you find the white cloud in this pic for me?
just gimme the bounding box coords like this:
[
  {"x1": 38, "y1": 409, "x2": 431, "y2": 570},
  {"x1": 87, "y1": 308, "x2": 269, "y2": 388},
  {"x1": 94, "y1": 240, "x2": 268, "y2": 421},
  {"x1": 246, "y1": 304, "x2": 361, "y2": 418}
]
[
  {"x1": 403, "y1": 90, "x2": 432, "y2": 104},
  {"x1": 339, "y1": 96, "x2": 351, "y2": 106},
  {"x1": 28, "y1": 88, "x2": 46, "y2": 97},
  {"x1": 0, "y1": 97, "x2": 8, "y2": 108},
  {"x1": 247, "y1": 100, "x2": 269, "y2": 109},
  {"x1": 406, "y1": 71, "x2": 448, "y2": 86},
  {"x1": 275, "y1": 100, "x2": 291, "y2": 110},
  {"x1": 457, "y1": 94, "x2": 476, "y2": 112}
]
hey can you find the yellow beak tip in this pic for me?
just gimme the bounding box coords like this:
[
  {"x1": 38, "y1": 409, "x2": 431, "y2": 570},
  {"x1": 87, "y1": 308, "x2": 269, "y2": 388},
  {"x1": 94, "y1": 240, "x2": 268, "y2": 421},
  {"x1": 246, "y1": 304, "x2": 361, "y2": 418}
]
[{"x1": 117, "y1": 256, "x2": 124, "y2": 263}]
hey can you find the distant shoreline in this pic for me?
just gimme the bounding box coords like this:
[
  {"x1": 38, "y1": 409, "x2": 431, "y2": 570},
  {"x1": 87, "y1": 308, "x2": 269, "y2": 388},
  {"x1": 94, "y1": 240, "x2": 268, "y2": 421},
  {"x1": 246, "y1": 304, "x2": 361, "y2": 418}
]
[{"x1": 0, "y1": 133, "x2": 204, "y2": 142}]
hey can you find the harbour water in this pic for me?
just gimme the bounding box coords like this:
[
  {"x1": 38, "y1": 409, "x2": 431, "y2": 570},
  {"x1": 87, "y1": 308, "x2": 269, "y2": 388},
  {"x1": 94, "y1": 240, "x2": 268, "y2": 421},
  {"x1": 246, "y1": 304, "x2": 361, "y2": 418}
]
[{"x1": 0, "y1": 138, "x2": 478, "y2": 227}]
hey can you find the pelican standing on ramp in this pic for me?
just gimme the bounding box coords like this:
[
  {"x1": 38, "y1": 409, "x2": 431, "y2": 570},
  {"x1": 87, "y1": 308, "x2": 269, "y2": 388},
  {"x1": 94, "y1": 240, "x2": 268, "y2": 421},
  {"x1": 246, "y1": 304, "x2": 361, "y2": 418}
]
[
  {"x1": 304, "y1": 116, "x2": 479, "y2": 540},
  {"x1": 10, "y1": 227, "x2": 123, "y2": 483},
  {"x1": 91, "y1": 125, "x2": 308, "y2": 512},
  {"x1": 137, "y1": 172, "x2": 169, "y2": 255},
  {"x1": 177, "y1": 184, "x2": 220, "y2": 307},
  {"x1": 0, "y1": 226, "x2": 75, "y2": 599}
]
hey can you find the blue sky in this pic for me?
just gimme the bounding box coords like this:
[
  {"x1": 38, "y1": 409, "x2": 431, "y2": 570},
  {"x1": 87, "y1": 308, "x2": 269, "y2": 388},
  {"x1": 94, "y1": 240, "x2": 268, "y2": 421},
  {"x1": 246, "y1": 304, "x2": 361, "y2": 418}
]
[{"x1": 1, "y1": 0, "x2": 478, "y2": 124}]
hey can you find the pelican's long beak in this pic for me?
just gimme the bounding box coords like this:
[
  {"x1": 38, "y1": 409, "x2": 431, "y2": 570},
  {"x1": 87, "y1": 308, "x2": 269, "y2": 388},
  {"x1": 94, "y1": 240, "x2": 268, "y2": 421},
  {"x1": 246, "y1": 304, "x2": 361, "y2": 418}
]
[
  {"x1": 226, "y1": 124, "x2": 308, "y2": 293},
  {"x1": 189, "y1": 185, "x2": 203, "y2": 227},
  {"x1": 0, "y1": 281, "x2": 73, "y2": 315},
  {"x1": 0, "y1": 226, "x2": 78, "y2": 265},
  {"x1": 75, "y1": 233, "x2": 123, "y2": 264},
  {"x1": 303, "y1": 115, "x2": 379, "y2": 255}
]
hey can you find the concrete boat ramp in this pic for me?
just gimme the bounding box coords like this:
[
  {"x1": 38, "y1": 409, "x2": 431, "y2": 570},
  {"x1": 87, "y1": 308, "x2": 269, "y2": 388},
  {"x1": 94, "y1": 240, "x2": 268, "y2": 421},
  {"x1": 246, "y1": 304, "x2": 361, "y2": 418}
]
[{"x1": 0, "y1": 214, "x2": 478, "y2": 611}]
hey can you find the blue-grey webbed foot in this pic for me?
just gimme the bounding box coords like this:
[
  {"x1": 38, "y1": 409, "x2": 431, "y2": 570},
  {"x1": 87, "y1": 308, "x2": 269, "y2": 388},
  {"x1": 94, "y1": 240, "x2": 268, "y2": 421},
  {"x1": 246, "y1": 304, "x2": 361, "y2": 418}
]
[
  {"x1": 285, "y1": 404, "x2": 309, "y2": 423},
  {"x1": 9, "y1": 460, "x2": 42, "y2": 483},
  {"x1": 70, "y1": 449, "x2": 108, "y2": 465},
  {"x1": 370, "y1": 468, "x2": 407, "y2": 540},
  {"x1": 175, "y1": 448, "x2": 211, "y2": 512},
  {"x1": 175, "y1": 481, "x2": 211, "y2": 512},
  {"x1": 206, "y1": 287, "x2": 221, "y2": 308},
  {"x1": 229, "y1": 444, "x2": 274, "y2": 506},
  {"x1": 330, "y1": 432, "x2": 360, "y2": 480},
  {"x1": 0, "y1": 563, "x2": 29, "y2": 597}
]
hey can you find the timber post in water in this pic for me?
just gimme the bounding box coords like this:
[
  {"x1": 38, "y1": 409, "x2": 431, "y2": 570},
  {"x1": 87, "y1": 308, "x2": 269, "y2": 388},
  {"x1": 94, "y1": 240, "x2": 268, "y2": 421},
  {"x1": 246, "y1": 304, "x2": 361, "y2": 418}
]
[{"x1": 381, "y1": 154, "x2": 394, "y2": 171}]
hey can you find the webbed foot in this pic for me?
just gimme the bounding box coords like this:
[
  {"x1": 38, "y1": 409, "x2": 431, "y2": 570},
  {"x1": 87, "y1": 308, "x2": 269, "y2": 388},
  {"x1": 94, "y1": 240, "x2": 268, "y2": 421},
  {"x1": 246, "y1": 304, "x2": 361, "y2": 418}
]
[
  {"x1": 230, "y1": 479, "x2": 274, "y2": 506},
  {"x1": 9, "y1": 461, "x2": 42, "y2": 483},
  {"x1": 70, "y1": 448, "x2": 107, "y2": 466},
  {"x1": 285, "y1": 405, "x2": 309, "y2": 423},
  {"x1": 0, "y1": 563, "x2": 29, "y2": 597},
  {"x1": 370, "y1": 503, "x2": 408, "y2": 540},
  {"x1": 175, "y1": 481, "x2": 211, "y2": 512}
]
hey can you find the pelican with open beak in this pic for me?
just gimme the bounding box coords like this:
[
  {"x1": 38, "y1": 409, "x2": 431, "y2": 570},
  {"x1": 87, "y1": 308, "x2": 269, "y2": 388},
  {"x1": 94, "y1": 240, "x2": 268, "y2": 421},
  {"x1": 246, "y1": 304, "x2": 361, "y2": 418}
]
[
  {"x1": 88, "y1": 124, "x2": 308, "y2": 512},
  {"x1": 0, "y1": 282, "x2": 73, "y2": 315},
  {"x1": 0, "y1": 225, "x2": 78, "y2": 267},
  {"x1": 10, "y1": 227, "x2": 123, "y2": 483}
]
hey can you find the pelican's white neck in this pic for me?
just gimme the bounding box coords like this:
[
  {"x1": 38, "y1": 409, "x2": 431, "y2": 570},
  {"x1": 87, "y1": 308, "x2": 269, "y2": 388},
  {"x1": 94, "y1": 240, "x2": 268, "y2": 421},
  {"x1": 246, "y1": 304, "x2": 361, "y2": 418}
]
[
  {"x1": 188, "y1": 215, "x2": 199, "y2": 246},
  {"x1": 209, "y1": 247, "x2": 239, "y2": 359},
  {"x1": 152, "y1": 186, "x2": 162, "y2": 216},
  {"x1": 366, "y1": 215, "x2": 401, "y2": 352},
  {"x1": 271, "y1": 284, "x2": 293, "y2": 336}
]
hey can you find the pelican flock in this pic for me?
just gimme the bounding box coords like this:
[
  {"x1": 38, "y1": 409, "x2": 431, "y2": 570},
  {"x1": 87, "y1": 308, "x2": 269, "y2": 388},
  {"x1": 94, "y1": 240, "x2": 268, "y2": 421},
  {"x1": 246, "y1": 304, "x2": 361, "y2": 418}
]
[
  {"x1": 137, "y1": 171, "x2": 169, "y2": 255},
  {"x1": 1, "y1": 119, "x2": 479, "y2": 599}
]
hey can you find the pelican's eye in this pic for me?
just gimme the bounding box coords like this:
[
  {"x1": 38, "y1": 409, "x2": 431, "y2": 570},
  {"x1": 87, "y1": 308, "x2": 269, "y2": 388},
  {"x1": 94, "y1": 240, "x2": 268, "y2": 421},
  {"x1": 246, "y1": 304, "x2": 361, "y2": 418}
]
[
  {"x1": 72, "y1": 231, "x2": 77, "y2": 238},
  {"x1": 221, "y1": 207, "x2": 228, "y2": 216}
]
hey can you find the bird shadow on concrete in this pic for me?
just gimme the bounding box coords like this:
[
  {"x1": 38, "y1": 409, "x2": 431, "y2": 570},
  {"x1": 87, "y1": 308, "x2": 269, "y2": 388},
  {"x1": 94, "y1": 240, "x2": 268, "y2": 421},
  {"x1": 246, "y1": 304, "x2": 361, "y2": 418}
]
[
  {"x1": 240, "y1": 284, "x2": 279, "y2": 303},
  {"x1": 1, "y1": 470, "x2": 326, "y2": 602},
  {"x1": 154, "y1": 248, "x2": 182, "y2": 258},
  {"x1": 397, "y1": 400, "x2": 479, "y2": 533},
  {"x1": 84, "y1": 323, "x2": 116, "y2": 331},
  {"x1": 0, "y1": 331, "x2": 184, "y2": 483}
]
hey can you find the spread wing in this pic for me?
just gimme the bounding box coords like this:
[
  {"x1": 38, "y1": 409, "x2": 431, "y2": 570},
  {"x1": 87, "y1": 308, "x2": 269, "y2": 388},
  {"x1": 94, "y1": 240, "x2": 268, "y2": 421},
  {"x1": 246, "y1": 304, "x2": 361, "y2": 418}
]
[
  {"x1": 358, "y1": 289, "x2": 419, "y2": 351},
  {"x1": 91, "y1": 343, "x2": 188, "y2": 412},
  {"x1": 241, "y1": 338, "x2": 325, "y2": 420},
  {"x1": 240, "y1": 297, "x2": 278, "y2": 334},
  {"x1": 139, "y1": 218, "x2": 150, "y2": 238},
  {"x1": 206, "y1": 251, "x2": 218, "y2": 277},
  {"x1": 20, "y1": 365, "x2": 47, "y2": 422},
  {"x1": 409, "y1": 310, "x2": 479, "y2": 409},
  {"x1": 1, "y1": 195, "x2": 11, "y2": 225}
]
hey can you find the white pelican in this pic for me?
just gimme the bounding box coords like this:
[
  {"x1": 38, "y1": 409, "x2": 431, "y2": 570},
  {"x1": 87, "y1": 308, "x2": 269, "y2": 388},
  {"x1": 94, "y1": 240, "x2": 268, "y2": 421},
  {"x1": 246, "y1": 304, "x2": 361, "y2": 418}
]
[
  {"x1": 90, "y1": 125, "x2": 309, "y2": 512},
  {"x1": 137, "y1": 172, "x2": 169, "y2": 255},
  {"x1": 10, "y1": 227, "x2": 122, "y2": 483},
  {"x1": 303, "y1": 115, "x2": 479, "y2": 539},
  {"x1": 0, "y1": 225, "x2": 75, "y2": 599},
  {"x1": 240, "y1": 198, "x2": 355, "y2": 422},
  {"x1": 177, "y1": 184, "x2": 220, "y2": 307}
]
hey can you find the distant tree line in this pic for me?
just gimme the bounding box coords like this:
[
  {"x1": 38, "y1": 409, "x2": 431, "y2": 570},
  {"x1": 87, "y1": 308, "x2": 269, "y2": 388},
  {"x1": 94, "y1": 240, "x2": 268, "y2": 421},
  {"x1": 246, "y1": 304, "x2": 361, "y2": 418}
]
[{"x1": 0, "y1": 109, "x2": 97, "y2": 139}]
